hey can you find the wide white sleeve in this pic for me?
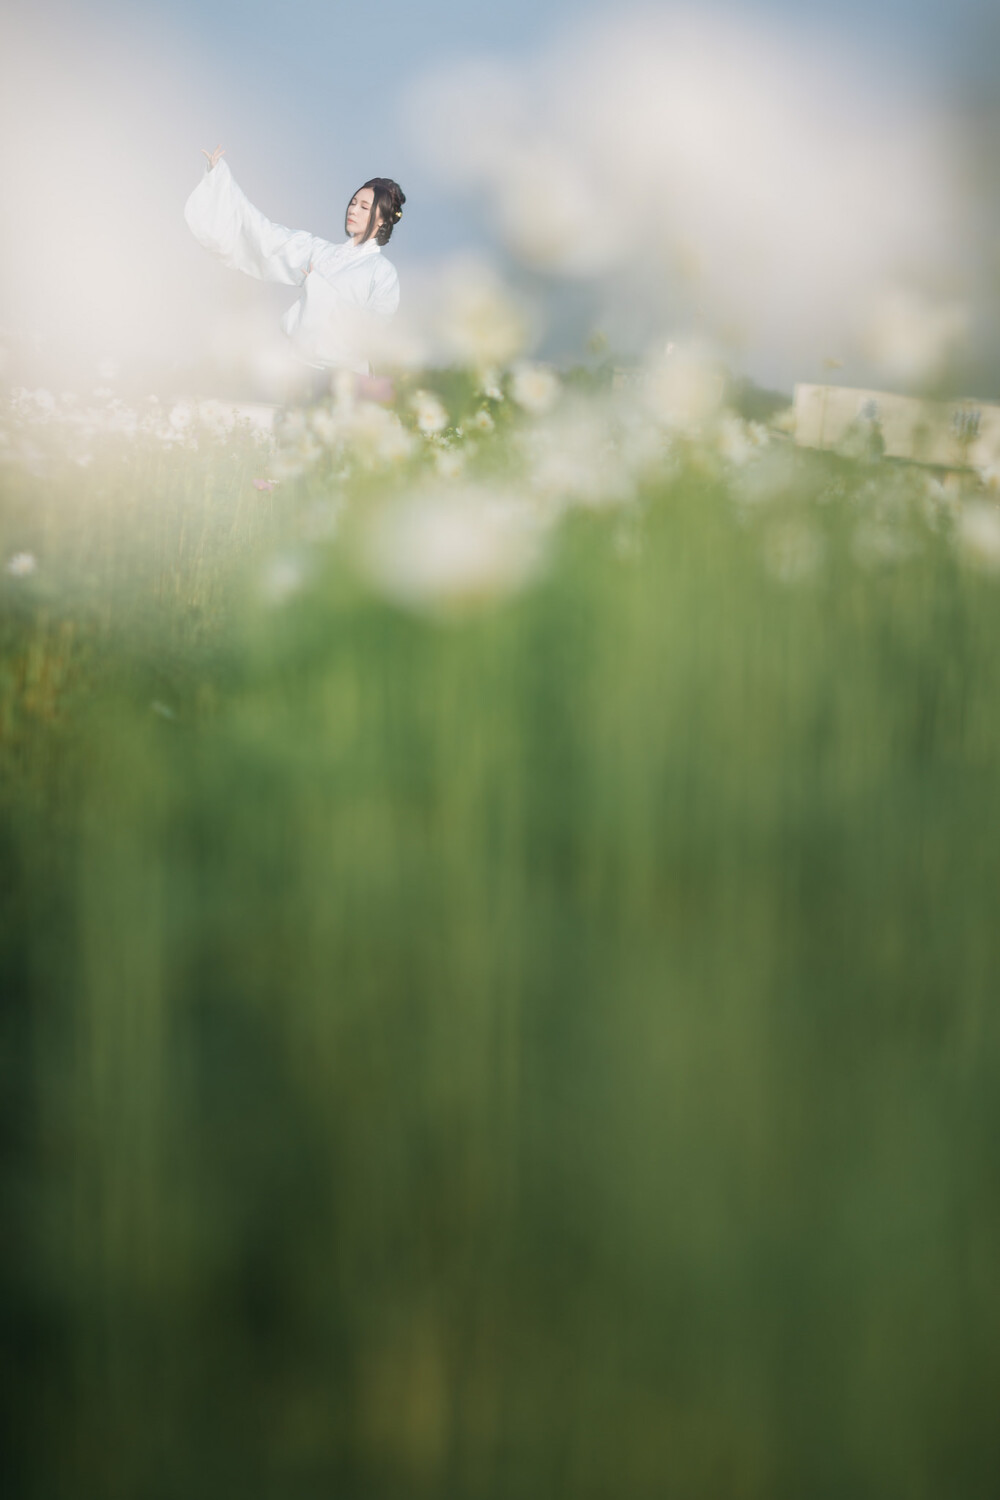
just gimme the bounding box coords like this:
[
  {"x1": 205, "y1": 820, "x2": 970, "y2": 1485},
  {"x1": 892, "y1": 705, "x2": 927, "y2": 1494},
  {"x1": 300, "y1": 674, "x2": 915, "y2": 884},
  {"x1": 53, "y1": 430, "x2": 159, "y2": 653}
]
[{"x1": 183, "y1": 158, "x2": 325, "y2": 286}]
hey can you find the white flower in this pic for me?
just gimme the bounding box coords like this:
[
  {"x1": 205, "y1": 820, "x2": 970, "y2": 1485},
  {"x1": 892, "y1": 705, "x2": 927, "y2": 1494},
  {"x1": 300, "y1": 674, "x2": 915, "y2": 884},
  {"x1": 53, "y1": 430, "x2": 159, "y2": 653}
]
[
  {"x1": 479, "y1": 369, "x2": 504, "y2": 402},
  {"x1": 761, "y1": 519, "x2": 824, "y2": 584},
  {"x1": 309, "y1": 404, "x2": 341, "y2": 446},
  {"x1": 435, "y1": 447, "x2": 466, "y2": 480},
  {"x1": 471, "y1": 409, "x2": 495, "y2": 433},
  {"x1": 978, "y1": 463, "x2": 1000, "y2": 495},
  {"x1": 491, "y1": 141, "x2": 616, "y2": 274},
  {"x1": 261, "y1": 554, "x2": 307, "y2": 604},
  {"x1": 332, "y1": 370, "x2": 358, "y2": 409},
  {"x1": 921, "y1": 474, "x2": 960, "y2": 529},
  {"x1": 439, "y1": 261, "x2": 528, "y2": 367},
  {"x1": 371, "y1": 411, "x2": 416, "y2": 466},
  {"x1": 729, "y1": 443, "x2": 797, "y2": 511},
  {"x1": 276, "y1": 408, "x2": 308, "y2": 443},
  {"x1": 315, "y1": 400, "x2": 415, "y2": 468},
  {"x1": 717, "y1": 414, "x2": 769, "y2": 467},
  {"x1": 957, "y1": 502, "x2": 1000, "y2": 573},
  {"x1": 644, "y1": 343, "x2": 724, "y2": 433},
  {"x1": 521, "y1": 402, "x2": 634, "y2": 511},
  {"x1": 411, "y1": 389, "x2": 449, "y2": 435},
  {"x1": 169, "y1": 402, "x2": 194, "y2": 432},
  {"x1": 361, "y1": 486, "x2": 543, "y2": 612},
  {"x1": 269, "y1": 450, "x2": 307, "y2": 482},
  {"x1": 852, "y1": 519, "x2": 920, "y2": 568},
  {"x1": 510, "y1": 362, "x2": 560, "y2": 415},
  {"x1": 615, "y1": 403, "x2": 672, "y2": 479},
  {"x1": 7, "y1": 552, "x2": 38, "y2": 577}
]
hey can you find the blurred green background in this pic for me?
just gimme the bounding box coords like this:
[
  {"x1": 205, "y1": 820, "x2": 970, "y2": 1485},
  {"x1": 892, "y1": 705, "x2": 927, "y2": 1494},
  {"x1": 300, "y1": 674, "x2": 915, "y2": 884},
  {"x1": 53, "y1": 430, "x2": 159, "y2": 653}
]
[{"x1": 3, "y1": 410, "x2": 1000, "y2": 1500}]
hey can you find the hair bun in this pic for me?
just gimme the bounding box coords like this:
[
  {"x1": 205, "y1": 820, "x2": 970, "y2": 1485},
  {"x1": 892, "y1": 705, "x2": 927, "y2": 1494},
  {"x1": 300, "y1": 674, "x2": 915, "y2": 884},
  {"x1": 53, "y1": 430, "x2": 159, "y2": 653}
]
[{"x1": 351, "y1": 176, "x2": 406, "y2": 245}]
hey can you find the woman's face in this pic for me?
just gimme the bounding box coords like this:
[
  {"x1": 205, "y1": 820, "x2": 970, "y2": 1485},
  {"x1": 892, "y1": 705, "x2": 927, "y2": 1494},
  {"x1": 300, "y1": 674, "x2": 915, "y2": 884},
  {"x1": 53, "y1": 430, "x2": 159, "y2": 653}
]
[{"x1": 346, "y1": 188, "x2": 381, "y2": 243}]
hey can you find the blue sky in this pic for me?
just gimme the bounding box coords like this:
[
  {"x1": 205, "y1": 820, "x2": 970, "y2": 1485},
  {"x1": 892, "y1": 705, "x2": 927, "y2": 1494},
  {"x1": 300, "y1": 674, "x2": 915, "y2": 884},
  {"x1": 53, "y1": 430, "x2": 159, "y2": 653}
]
[
  {"x1": 2, "y1": 0, "x2": 997, "y2": 385},
  {"x1": 52, "y1": 0, "x2": 998, "y2": 262}
]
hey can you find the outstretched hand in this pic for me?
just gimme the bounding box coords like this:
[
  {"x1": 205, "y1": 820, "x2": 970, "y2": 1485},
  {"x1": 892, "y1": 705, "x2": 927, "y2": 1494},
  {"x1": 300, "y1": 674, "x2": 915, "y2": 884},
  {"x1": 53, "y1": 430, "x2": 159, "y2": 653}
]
[{"x1": 200, "y1": 145, "x2": 226, "y2": 170}]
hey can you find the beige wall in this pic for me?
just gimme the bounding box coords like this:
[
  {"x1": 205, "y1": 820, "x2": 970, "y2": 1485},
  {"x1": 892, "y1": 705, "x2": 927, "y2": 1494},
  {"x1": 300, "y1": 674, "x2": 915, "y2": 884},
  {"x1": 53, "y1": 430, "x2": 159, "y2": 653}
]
[{"x1": 794, "y1": 384, "x2": 1000, "y2": 470}]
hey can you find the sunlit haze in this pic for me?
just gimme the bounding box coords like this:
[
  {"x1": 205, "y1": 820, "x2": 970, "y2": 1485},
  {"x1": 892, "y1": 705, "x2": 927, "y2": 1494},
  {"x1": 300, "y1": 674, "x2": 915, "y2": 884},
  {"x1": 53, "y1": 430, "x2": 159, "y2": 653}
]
[{"x1": 2, "y1": 0, "x2": 998, "y2": 395}]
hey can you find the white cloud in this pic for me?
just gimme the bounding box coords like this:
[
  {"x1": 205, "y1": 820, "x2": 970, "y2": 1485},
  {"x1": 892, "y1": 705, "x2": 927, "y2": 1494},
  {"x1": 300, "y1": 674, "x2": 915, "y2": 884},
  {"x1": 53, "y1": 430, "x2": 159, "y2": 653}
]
[{"x1": 405, "y1": 5, "x2": 971, "y2": 386}]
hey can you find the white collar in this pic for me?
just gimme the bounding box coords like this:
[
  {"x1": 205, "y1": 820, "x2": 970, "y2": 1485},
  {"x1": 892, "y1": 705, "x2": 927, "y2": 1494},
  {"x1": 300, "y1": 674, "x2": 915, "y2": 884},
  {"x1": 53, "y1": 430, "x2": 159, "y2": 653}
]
[{"x1": 340, "y1": 236, "x2": 382, "y2": 257}]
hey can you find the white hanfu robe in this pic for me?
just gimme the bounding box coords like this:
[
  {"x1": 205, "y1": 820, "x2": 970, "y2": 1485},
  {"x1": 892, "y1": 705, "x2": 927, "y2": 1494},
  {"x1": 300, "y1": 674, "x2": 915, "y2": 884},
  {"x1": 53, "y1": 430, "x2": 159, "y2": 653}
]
[{"x1": 184, "y1": 159, "x2": 399, "y2": 374}]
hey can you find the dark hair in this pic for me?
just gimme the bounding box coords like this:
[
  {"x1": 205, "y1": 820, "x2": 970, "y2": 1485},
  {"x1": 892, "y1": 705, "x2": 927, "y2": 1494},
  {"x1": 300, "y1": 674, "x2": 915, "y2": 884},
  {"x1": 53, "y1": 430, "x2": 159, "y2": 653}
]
[{"x1": 346, "y1": 178, "x2": 406, "y2": 247}]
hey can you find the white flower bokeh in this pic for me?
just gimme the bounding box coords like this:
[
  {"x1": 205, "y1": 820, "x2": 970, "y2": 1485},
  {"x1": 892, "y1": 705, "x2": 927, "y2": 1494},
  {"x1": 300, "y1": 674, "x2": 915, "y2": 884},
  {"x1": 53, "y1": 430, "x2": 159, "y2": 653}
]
[{"x1": 360, "y1": 486, "x2": 545, "y2": 613}]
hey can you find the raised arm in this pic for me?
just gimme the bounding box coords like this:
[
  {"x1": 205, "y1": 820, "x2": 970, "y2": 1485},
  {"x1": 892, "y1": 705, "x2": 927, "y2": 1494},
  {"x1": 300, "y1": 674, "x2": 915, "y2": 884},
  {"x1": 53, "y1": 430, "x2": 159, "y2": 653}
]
[{"x1": 184, "y1": 149, "x2": 326, "y2": 286}]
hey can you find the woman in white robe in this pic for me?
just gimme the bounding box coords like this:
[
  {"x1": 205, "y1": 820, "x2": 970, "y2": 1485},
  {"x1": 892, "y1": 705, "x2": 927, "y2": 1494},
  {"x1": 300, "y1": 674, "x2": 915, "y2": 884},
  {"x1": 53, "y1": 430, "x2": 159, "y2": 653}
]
[{"x1": 184, "y1": 146, "x2": 404, "y2": 380}]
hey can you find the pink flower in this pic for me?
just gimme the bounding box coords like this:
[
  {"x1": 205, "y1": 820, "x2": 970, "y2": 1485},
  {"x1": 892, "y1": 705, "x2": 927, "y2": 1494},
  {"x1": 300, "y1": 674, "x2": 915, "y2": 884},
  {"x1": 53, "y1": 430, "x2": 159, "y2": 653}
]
[
  {"x1": 253, "y1": 478, "x2": 277, "y2": 492},
  {"x1": 358, "y1": 375, "x2": 395, "y2": 404}
]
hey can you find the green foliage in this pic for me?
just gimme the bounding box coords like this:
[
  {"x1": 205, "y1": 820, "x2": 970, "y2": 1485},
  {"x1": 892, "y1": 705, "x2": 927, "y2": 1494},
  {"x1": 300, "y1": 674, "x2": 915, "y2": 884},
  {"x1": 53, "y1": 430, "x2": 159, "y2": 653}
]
[{"x1": 3, "y1": 400, "x2": 1000, "y2": 1500}]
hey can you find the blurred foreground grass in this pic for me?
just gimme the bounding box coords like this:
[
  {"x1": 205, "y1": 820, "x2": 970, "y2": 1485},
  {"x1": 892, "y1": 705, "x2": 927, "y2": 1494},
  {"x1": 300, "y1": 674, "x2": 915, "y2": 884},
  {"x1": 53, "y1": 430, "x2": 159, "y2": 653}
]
[{"x1": 2, "y1": 380, "x2": 1000, "y2": 1499}]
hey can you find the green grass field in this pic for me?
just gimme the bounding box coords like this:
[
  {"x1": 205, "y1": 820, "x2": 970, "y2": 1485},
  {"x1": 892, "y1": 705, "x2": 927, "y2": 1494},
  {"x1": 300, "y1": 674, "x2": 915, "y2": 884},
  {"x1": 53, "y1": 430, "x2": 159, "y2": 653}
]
[{"x1": 3, "y1": 369, "x2": 1000, "y2": 1499}]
